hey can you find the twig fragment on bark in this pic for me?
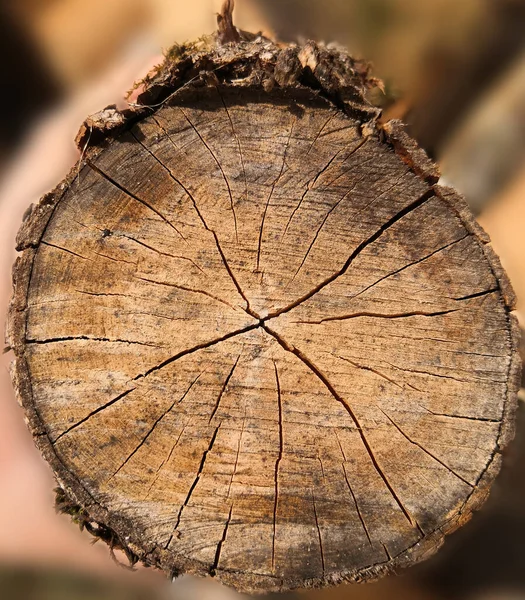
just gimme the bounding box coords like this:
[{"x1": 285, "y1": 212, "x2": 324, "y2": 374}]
[{"x1": 217, "y1": 0, "x2": 241, "y2": 44}]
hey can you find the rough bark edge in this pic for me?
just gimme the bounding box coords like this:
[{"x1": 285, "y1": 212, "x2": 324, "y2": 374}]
[
  {"x1": 5, "y1": 39, "x2": 522, "y2": 596},
  {"x1": 14, "y1": 147, "x2": 104, "y2": 253},
  {"x1": 19, "y1": 37, "x2": 382, "y2": 249},
  {"x1": 381, "y1": 120, "x2": 440, "y2": 185},
  {"x1": 74, "y1": 37, "x2": 381, "y2": 152},
  {"x1": 381, "y1": 115, "x2": 521, "y2": 463}
]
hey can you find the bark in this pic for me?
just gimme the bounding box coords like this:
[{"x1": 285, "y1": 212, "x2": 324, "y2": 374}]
[{"x1": 6, "y1": 15, "x2": 521, "y2": 595}]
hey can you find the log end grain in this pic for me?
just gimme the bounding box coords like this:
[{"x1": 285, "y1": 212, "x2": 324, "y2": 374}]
[{"x1": 6, "y1": 33, "x2": 521, "y2": 594}]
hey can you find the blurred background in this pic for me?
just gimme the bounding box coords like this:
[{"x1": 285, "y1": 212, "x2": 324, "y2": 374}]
[{"x1": 0, "y1": 0, "x2": 524, "y2": 598}]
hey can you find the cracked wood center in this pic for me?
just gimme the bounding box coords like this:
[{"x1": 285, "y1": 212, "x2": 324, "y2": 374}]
[{"x1": 9, "y1": 85, "x2": 519, "y2": 593}]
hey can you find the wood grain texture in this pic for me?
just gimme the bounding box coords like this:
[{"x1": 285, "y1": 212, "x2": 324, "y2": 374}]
[{"x1": 7, "y1": 37, "x2": 521, "y2": 594}]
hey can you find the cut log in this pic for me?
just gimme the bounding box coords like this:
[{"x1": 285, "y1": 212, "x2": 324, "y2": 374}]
[{"x1": 7, "y1": 20, "x2": 521, "y2": 595}]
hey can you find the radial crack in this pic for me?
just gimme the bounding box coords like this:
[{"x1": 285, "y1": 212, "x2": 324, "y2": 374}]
[
  {"x1": 272, "y1": 360, "x2": 284, "y2": 572},
  {"x1": 321, "y1": 150, "x2": 376, "y2": 190},
  {"x1": 343, "y1": 463, "x2": 373, "y2": 545},
  {"x1": 334, "y1": 431, "x2": 373, "y2": 545},
  {"x1": 420, "y1": 407, "x2": 500, "y2": 423},
  {"x1": 312, "y1": 492, "x2": 325, "y2": 576},
  {"x1": 76, "y1": 290, "x2": 132, "y2": 299},
  {"x1": 92, "y1": 251, "x2": 137, "y2": 266},
  {"x1": 110, "y1": 374, "x2": 203, "y2": 479},
  {"x1": 291, "y1": 184, "x2": 355, "y2": 282},
  {"x1": 379, "y1": 408, "x2": 474, "y2": 488},
  {"x1": 123, "y1": 311, "x2": 184, "y2": 322},
  {"x1": 316, "y1": 136, "x2": 368, "y2": 187},
  {"x1": 151, "y1": 115, "x2": 185, "y2": 154},
  {"x1": 453, "y1": 288, "x2": 499, "y2": 301},
  {"x1": 87, "y1": 160, "x2": 186, "y2": 241},
  {"x1": 133, "y1": 323, "x2": 259, "y2": 382},
  {"x1": 134, "y1": 274, "x2": 237, "y2": 312},
  {"x1": 52, "y1": 388, "x2": 135, "y2": 443},
  {"x1": 178, "y1": 107, "x2": 239, "y2": 242},
  {"x1": 227, "y1": 399, "x2": 246, "y2": 498},
  {"x1": 382, "y1": 361, "x2": 481, "y2": 384},
  {"x1": 282, "y1": 186, "x2": 310, "y2": 238},
  {"x1": 122, "y1": 234, "x2": 206, "y2": 275},
  {"x1": 267, "y1": 189, "x2": 436, "y2": 319},
  {"x1": 41, "y1": 241, "x2": 89, "y2": 261},
  {"x1": 293, "y1": 308, "x2": 458, "y2": 325},
  {"x1": 264, "y1": 325, "x2": 421, "y2": 532},
  {"x1": 257, "y1": 118, "x2": 296, "y2": 271},
  {"x1": 144, "y1": 420, "x2": 189, "y2": 499},
  {"x1": 209, "y1": 353, "x2": 242, "y2": 422},
  {"x1": 26, "y1": 335, "x2": 158, "y2": 347},
  {"x1": 306, "y1": 113, "x2": 336, "y2": 156},
  {"x1": 350, "y1": 234, "x2": 471, "y2": 300},
  {"x1": 334, "y1": 353, "x2": 405, "y2": 390},
  {"x1": 165, "y1": 424, "x2": 221, "y2": 548},
  {"x1": 382, "y1": 543, "x2": 392, "y2": 561},
  {"x1": 317, "y1": 449, "x2": 326, "y2": 483},
  {"x1": 285, "y1": 167, "x2": 408, "y2": 270},
  {"x1": 211, "y1": 505, "x2": 233, "y2": 575},
  {"x1": 282, "y1": 136, "x2": 368, "y2": 238},
  {"x1": 127, "y1": 135, "x2": 254, "y2": 316},
  {"x1": 216, "y1": 89, "x2": 249, "y2": 205}
]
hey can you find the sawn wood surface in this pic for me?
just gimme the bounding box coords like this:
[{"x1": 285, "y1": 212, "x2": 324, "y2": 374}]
[{"x1": 7, "y1": 40, "x2": 521, "y2": 594}]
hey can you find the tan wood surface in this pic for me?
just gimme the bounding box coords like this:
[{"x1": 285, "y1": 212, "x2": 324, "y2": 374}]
[{"x1": 7, "y1": 33, "x2": 520, "y2": 594}]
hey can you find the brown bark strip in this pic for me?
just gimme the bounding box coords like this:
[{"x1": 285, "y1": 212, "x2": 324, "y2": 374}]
[{"x1": 217, "y1": 0, "x2": 241, "y2": 45}]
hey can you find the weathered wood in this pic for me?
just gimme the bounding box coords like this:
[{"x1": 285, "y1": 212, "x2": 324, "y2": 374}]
[{"x1": 6, "y1": 16, "x2": 521, "y2": 595}]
